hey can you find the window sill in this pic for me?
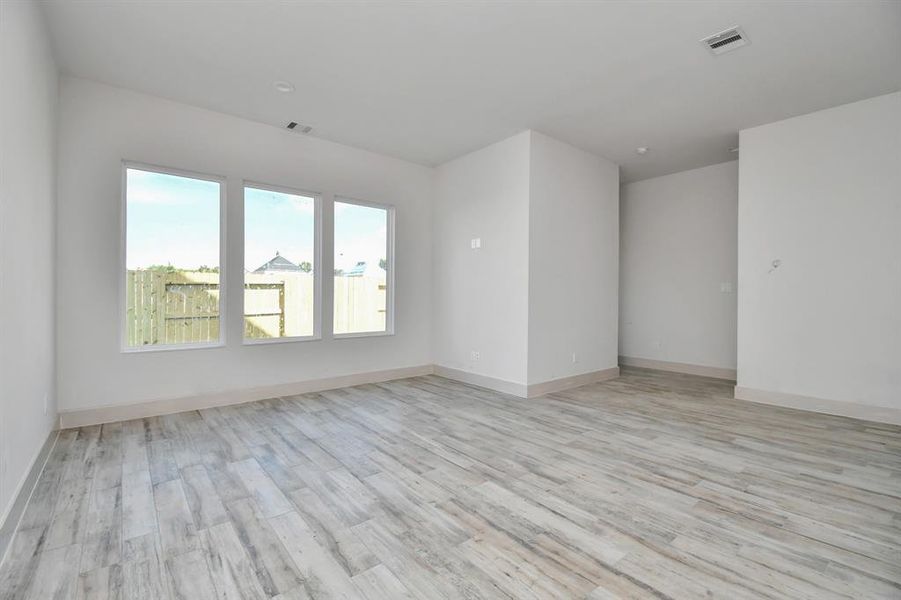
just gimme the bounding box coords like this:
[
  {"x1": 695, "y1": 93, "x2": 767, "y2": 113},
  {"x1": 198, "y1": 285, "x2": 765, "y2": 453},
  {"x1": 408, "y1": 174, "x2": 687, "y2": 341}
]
[
  {"x1": 333, "y1": 330, "x2": 394, "y2": 340},
  {"x1": 121, "y1": 341, "x2": 225, "y2": 354},
  {"x1": 243, "y1": 335, "x2": 321, "y2": 346}
]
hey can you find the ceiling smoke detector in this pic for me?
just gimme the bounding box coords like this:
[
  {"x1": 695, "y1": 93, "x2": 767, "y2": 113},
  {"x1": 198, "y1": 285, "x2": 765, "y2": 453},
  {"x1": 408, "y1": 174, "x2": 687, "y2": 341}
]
[
  {"x1": 700, "y1": 27, "x2": 749, "y2": 55},
  {"x1": 286, "y1": 121, "x2": 313, "y2": 134},
  {"x1": 636, "y1": 146, "x2": 649, "y2": 155}
]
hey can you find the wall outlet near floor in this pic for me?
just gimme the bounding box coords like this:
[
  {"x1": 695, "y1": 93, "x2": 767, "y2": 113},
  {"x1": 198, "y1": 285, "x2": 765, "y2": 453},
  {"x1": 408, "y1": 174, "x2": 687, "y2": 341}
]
[
  {"x1": 470, "y1": 238, "x2": 481, "y2": 249},
  {"x1": 651, "y1": 340, "x2": 662, "y2": 350},
  {"x1": 470, "y1": 350, "x2": 480, "y2": 361},
  {"x1": 720, "y1": 282, "x2": 734, "y2": 293}
]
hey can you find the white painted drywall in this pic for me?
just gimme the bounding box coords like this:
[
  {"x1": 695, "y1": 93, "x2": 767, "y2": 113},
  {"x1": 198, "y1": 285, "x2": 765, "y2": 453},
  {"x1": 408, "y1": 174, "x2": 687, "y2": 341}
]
[
  {"x1": 40, "y1": 1, "x2": 901, "y2": 182},
  {"x1": 56, "y1": 77, "x2": 433, "y2": 412},
  {"x1": 0, "y1": 0, "x2": 58, "y2": 525},
  {"x1": 433, "y1": 130, "x2": 619, "y2": 389},
  {"x1": 738, "y1": 92, "x2": 901, "y2": 410},
  {"x1": 528, "y1": 132, "x2": 619, "y2": 384},
  {"x1": 620, "y1": 161, "x2": 738, "y2": 371},
  {"x1": 432, "y1": 132, "x2": 531, "y2": 386}
]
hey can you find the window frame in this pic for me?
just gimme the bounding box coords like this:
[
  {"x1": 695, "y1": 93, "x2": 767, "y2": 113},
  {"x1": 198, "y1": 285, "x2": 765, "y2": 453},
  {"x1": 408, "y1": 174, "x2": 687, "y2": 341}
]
[
  {"x1": 120, "y1": 160, "x2": 228, "y2": 353},
  {"x1": 241, "y1": 180, "x2": 323, "y2": 345},
  {"x1": 332, "y1": 196, "x2": 396, "y2": 339}
]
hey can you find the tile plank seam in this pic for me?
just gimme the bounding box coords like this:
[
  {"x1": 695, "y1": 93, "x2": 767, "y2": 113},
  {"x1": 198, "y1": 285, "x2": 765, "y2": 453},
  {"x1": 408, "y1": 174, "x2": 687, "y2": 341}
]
[{"x1": 0, "y1": 369, "x2": 899, "y2": 600}]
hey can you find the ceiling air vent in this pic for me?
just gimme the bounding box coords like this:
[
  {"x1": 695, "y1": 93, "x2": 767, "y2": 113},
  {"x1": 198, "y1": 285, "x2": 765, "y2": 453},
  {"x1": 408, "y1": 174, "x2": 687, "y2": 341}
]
[
  {"x1": 286, "y1": 121, "x2": 313, "y2": 134},
  {"x1": 700, "y1": 27, "x2": 748, "y2": 55}
]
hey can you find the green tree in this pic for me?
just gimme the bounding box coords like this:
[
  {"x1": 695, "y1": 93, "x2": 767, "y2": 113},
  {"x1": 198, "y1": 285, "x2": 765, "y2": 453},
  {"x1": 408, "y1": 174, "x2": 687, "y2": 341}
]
[
  {"x1": 145, "y1": 264, "x2": 178, "y2": 273},
  {"x1": 300, "y1": 261, "x2": 312, "y2": 273},
  {"x1": 379, "y1": 258, "x2": 387, "y2": 271}
]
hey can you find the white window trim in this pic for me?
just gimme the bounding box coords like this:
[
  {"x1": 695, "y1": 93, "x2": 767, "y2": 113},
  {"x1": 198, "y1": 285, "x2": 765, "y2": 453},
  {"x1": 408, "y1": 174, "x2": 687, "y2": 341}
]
[
  {"x1": 332, "y1": 195, "x2": 396, "y2": 339},
  {"x1": 241, "y1": 180, "x2": 323, "y2": 345},
  {"x1": 120, "y1": 160, "x2": 228, "y2": 353}
]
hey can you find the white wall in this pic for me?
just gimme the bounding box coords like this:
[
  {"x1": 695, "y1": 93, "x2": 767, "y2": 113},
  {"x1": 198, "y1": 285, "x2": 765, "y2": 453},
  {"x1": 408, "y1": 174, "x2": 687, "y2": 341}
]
[
  {"x1": 56, "y1": 77, "x2": 433, "y2": 412},
  {"x1": 528, "y1": 131, "x2": 619, "y2": 384},
  {"x1": 738, "y1": 92, "x2": 901, "y2": 410},
  {"x1": 432, "y1": 132, "x2": 531, "y2": 386},
  {"x1": 433, "y1": 130, "x2": 619, "y2": 390},
  {"x1": 0, "y1": 0, "x2": 58, "y2": 525},
  {"x1": 620, "y1": 161, "x2": 738, "y2": 373}
]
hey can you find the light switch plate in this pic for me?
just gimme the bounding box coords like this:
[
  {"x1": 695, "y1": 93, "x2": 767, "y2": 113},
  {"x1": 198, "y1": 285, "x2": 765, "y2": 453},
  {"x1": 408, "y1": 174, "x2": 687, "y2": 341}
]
[{"x1": 471, "y1": 238, "x2": 481, "y2": 249}]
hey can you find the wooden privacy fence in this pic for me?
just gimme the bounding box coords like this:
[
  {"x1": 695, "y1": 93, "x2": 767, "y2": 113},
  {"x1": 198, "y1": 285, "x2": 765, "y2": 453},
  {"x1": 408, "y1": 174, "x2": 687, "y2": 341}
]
[
  {"x1": 243, "y1": 272, "x2": 314, "y2": 340},
  {"x1": 333, "y1": 276, "x2": 387, "y2": 334},
  {"x1": 126, "y1": 270, "x2": 385, "y2": 346},
  {"x1": 244, "y1": 282, "x2": 287, "y2": 338},
  {"x1": 126, "y1": 270, "x2": 223, "y2": 346}
]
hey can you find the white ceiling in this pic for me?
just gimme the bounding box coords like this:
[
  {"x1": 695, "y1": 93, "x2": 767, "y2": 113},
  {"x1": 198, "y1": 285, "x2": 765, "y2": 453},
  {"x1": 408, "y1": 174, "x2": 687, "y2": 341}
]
[{"x1": 42, "y1": 0, "x2": 901, "y2": 182}]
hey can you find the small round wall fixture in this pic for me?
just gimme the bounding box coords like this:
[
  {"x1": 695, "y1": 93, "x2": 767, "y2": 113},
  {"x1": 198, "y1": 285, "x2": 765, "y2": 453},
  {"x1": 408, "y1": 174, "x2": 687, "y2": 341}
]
[
  {"x1": 273, "y1": 80, "x2": 295, "y2": 93},
  {"x1": 636, "y1": 146, "x2": 649, "y2": 155}
]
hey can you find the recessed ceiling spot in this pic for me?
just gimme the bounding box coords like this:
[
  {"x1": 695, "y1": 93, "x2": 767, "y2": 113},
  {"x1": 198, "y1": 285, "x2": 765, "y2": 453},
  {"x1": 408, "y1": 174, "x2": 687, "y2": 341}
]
[
  {"x1": 700, "y1": 26, "x2": 749, "y2": 55},
  {"x1": 273, "y1": 80, "x2": 295, "y2": 93}
]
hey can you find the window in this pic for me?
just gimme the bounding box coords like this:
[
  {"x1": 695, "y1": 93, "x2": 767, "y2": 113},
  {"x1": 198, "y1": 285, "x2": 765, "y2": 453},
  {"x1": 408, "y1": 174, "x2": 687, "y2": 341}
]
[
  {"x1": 333, "y1": 199, "x2": 393, "y2": 336},
  {"x1": 124, "y1": 165, "x2": 224, "y2": 349},
  {"x1": 244, "y1": 184, "x2": 319, "y2": 342}
]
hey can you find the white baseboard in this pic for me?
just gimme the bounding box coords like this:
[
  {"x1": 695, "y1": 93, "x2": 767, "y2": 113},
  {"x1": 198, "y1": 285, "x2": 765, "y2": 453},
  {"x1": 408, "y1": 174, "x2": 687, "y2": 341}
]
[
  {"x1": 432, "y1": 365, "x2": 528, "y2": 397},
  {"x1": 62, "y1": 362, "x2": 624, "y2": 429},
  {"x1": 619, "y1": 355, "x2": 736, "y2": 381},
  {"x1": 433, "y1": 365, "x2": 622, "y2": 398},
  {"x1": 527, "y1": 367, "x2": 620, "y2": 397},
  {"x1": 0, "y1": 429, "x2": 58, "y2": 568},
  {"x1": 734, "y1": 386, "x2": 901, "y2": 426},
  {"x1": 58, "y1": 364, "x2": 434, "y2": 428}
]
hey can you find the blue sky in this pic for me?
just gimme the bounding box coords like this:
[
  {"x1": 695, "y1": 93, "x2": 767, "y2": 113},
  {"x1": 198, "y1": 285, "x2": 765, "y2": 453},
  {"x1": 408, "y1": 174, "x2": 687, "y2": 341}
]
[
  {"x1": 126, "y1": 169, "x2": 220, "y2": 269},
  {"x1": 245, "y1": 186, "x2": 315, "y2": 271},
  {"x1": 334, "y1": 201, "x2": 388, "y2": 272},
  {"x1": 126, "y1": 168, "x2": 387, "y2": 273}
]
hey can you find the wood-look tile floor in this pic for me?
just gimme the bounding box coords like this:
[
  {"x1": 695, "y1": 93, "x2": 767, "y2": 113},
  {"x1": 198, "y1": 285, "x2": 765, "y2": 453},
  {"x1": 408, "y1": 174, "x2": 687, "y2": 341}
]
[{"x1": 1, "y1": 368, "x2": 900, "y2": 599}]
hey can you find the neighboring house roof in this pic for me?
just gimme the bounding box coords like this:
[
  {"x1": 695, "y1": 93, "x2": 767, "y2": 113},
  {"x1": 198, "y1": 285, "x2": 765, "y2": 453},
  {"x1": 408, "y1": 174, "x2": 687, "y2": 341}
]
[
  {"x1": 254, "y1": 252, "x2": 304, "y2": 273},
  {"x1": 344, "y1": 261, "x2": 368, "y2": 277},
  {"x1": 341, "y1": 261, "x2": 386, "y2": 278}
]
